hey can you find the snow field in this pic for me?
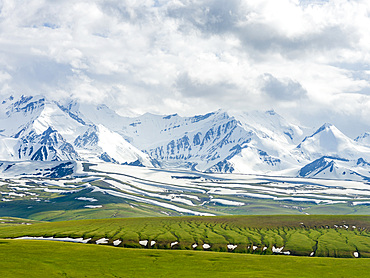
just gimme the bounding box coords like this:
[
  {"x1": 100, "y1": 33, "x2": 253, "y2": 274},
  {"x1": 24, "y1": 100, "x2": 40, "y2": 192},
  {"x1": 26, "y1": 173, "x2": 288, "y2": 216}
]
[
  {"x1": 88, "y1": 163, "x2": 370, "y2": 210},
  {"x1": 3, "y1": 161, "x2": 370, "y2": 217}
]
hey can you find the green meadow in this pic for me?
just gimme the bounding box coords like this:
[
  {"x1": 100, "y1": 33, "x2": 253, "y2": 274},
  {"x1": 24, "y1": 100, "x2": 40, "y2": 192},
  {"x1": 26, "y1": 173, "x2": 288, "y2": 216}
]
[
  {"x1": 1, "y1": 215, "x2": 369, "y2": 258},
  {"x1": 0, "y1": 239, "x2": 369, "y2": 278}
]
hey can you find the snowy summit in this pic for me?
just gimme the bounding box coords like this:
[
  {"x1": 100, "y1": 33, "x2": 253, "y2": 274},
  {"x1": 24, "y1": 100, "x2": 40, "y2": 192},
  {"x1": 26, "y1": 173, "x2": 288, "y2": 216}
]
[{"x1": 1, "y1": 95, "x2": 370, "y2": 182}]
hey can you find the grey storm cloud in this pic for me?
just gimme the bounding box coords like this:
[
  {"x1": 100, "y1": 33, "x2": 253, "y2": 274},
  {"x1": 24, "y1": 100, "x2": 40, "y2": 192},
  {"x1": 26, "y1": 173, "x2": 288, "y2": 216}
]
[
  {"x1": 262, "y1": 73, "x2": 307, "y2": 100},
  {"x1": 166, "y1": 0, "x2": 243, "y2": 34},
  {"x1": 175, "y1": 72, "x2": 236, "y2": 98},
  {"x1": 166, "y1": 0, "x2": 358, "y2": 60}
]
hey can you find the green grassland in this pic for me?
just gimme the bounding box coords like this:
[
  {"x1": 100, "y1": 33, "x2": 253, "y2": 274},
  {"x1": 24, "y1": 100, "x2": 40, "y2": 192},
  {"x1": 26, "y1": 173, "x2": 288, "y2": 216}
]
[
  {"x1": 0, "y1": 187, "x2": 177, "y2": 220},
  {"x1": 1, "y1": 215, "x2": 369, "y2": 258},
  {"x1": 0, "y1": 216, "x2": 42, "y2": 226},
  {"x1": 0, "y1": 239, "x2": 369, "y2": 278}
]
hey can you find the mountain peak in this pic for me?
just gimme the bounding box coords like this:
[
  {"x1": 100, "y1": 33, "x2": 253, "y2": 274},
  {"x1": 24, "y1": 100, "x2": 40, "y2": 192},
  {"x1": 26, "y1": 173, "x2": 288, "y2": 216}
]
[
  {"x1": 313, "y1": 122, "x2": 334, "y2": 134},
  {"x1": 296, "y1": 121, "x2": 370, "y2": 161},
  {"x1": 265, "y1": 109, "x2": 276, "y2": 116},
  {"x1": 162, "y1": 113, "x2": 179, "y2": 120},
  {"x1": 2, "y1": 94, "x2": 370, "y2": 181},
  {"x1": 355, "y1": 132, "x2": 370, "y2": 147},
  {"x1": 321, "y1": 122, "x2": 333, "y2": 128},
  {"x1": 5, "y1": 94, "x2": 45, "y2": 116},
  {"x1": 301, "y1": 123, "x2": 337, "y2": 141}
]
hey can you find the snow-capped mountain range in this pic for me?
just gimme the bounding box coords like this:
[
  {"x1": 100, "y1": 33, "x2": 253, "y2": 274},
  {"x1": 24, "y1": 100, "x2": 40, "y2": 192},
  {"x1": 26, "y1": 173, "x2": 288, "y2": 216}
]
[{"x1": 1, "y1": 94, "x2": 370, "y2": 181}]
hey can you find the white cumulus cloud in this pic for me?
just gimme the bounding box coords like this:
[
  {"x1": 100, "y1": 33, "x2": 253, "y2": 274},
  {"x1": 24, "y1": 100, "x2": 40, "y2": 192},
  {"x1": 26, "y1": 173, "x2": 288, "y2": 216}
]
[{"x1": 0, "y1": 0, "x2": 370, "y2": 136}]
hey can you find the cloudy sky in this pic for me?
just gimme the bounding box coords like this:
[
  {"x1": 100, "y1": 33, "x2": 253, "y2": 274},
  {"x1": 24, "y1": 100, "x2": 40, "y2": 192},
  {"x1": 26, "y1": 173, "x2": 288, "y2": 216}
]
[{"x1": 1, "y1": 0, "x2": 370, "y2": 136}]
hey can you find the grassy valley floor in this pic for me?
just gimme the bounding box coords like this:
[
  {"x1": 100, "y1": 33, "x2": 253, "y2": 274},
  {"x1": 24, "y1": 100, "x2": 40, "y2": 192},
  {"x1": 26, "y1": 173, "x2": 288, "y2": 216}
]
[{"x1": 0, "y1": 239, "x2": 369, "y2": 278}]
